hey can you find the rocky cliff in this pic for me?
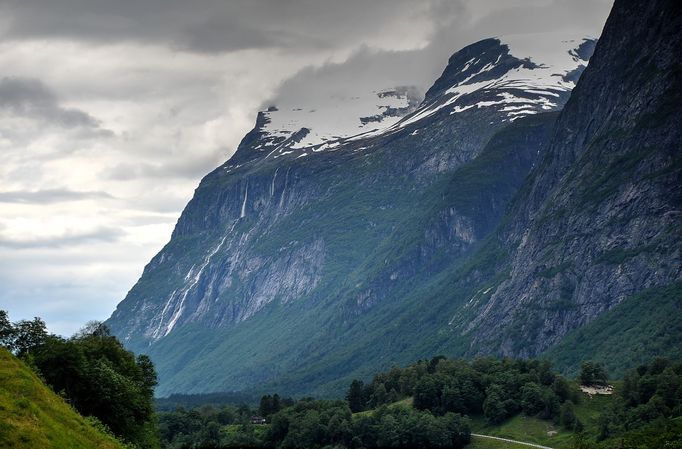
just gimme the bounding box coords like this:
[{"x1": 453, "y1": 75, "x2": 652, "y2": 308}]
[
  {"x1": 107, "y1": 2, "x2": 680, "y2": 397},
  {"x1": 454, "y1": 0, "x2": 681, "y2": 362}
]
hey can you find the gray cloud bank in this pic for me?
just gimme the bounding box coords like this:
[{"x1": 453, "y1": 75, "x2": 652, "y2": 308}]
[
  {"x1": 0, "y1": 0, "x2": 430, "y2": 53},
  {"x1": 0, "y1": 77, "x2": 102, "y2": 128},
  {"x1": 0, "y1": 226, "x2": 124, "y2": 249},
  {"x1": 0, "y1": 188, "x2": 114, "y2": 204}
]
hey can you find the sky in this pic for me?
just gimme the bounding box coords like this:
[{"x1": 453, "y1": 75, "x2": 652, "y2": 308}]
[{"x1": 0, "y1": 0, "x2": 613, "y2": 336}]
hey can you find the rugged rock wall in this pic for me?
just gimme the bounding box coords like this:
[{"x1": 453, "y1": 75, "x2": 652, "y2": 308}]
[{"x1": 461, "y1": 0, "x2": 681, "y2": 357}]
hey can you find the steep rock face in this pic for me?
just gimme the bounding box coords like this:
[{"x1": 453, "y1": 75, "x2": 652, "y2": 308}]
[
  {"x1": 107, "y1": 34, "x2": 596, "y2": 395},
  {"x1": 458, "y1": 0, "x2": 682, "y2": 359}
]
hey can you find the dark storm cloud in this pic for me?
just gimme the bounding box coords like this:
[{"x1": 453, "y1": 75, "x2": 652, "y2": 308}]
[
  {"x1": 0, "y1": 0, "x2": 428, "y2": 53},
  {"x1": 0, "y1": 227, "x2": 124, "y2": 249},
  {"x1": 267, "y1": 0, "x2": 613, "y2": 109},
  {"x1": 0, "y1": 77, "x2": 101, "y2": 128},
  {"x1": 0, "y1": 189, "x2": 114, "y2": 204}
]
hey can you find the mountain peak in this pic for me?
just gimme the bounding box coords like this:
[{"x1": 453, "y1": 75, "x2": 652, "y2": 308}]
[
  {"x1": 412, "y1": 33, "x2": 596, "y2": 126},
  {"x1": 231, "y1": 33, "x2": 595, "y2": 166}
]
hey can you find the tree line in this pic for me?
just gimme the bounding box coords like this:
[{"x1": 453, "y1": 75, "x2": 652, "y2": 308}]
[{"x1": 0, "y1": 310, "x2": 158, "y2": 448}]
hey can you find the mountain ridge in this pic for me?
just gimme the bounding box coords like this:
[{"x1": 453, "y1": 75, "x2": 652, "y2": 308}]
[{"x1": 107, "y1": 3, "x2": 680, "y2": 398}]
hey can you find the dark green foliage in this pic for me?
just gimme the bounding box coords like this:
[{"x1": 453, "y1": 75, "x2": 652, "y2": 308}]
[
  {"x1": 579, "y1": 361, "x2": 609, "y2": 386},
  {"x1": 483, "y1": 389, "x2": 508, "y2": 424},
  {"x1": 265, "y1": 400, "x2": 470, "y2": 449},
  {"x1": 520, "y1": 382, "x2": 545, "y2": 415},
  {"x1": 158, "y1": 404, "x2": 260, "y2": 449},
  {"x1": 585, "y1": 358, "x2": 682, "y2": 448},
  {"x1": 258, "y1": 394, "x2": 283, "y2": 419},
  {"x1": 155, "y1": 355, "x2": 682, "y2": 448},
  {"x1": 546, "y1": 282, "x2": 682, "y2": 378},
  {"x1": 346, "y1": 379, "x2": 366, "y2": 413},
  {"x1": 560, "y1": 400, "x2": 577, "y2": 429},
  {"x1": 0, "y1": 310, "x2": 12, "y2": 345},
  {"x1": 155, "y1": 392, "x2": 260, "y2": 412},
  {"x1": 41, "y1": 335, "x2": 158, "y2": 448},
  {"x1": 0, "y1": 314, "x2": 48, "y2": 357}
]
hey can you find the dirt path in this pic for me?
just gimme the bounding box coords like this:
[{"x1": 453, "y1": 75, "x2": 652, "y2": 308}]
[{"x1": 471, "y1": 433, "x2": 554, "y2": 449}]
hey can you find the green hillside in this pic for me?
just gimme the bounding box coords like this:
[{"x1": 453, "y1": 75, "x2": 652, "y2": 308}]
[
  {"x1": 0, "y1": 348, "x2": 126, "y2": 449},
  {"x1": 544, "y1": 282, "x2": 682, "y2": 377}
]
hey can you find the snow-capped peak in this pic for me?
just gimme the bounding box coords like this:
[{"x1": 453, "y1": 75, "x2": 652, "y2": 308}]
[
  {"x1": 233, "y1": 32, "x2": 595, "y2": 163},
  {"x1": 397, "y1": 32, "x2": 596, "y2": 128},
  {"x1": 260, "y1": 86, "x2": 421, "y2": 152}
]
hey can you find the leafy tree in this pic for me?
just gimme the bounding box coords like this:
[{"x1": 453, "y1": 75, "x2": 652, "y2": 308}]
[
  {"x1": 483, "y1": 390, "x2": 507, "y2": 424},
  {"x1": 521, "y1": 382, "x2": 545, "y2": 416},
  {"x1": 376, "y1": 414, "x2": 400, "y2": 448},
  {"x1": 413, "y1": 375, "x2": 442, "y2": 412},
  {"x1": 272, "y1": 393, "x2": 282, "y2": 414},
  {"x1": 346, "y1": 379, "x2": 366, "y2": 412},
  {"x1": 579, "y1": 361, "x2": 608, "y2": 386},
  {"x1": 259, "y1": 394, "x2": 273, "y2": 417},
  {"x1": 0, "y1": 310, "x2": 13, "y2": 347},
  {"x1": 370, "y1": 383, "x2": 388, "y2": 407},
  {"x1": 552, "y1": 375, "x2": 575, "y2": 402},
  {"x1": 12, "y1": 317, "x2": 48, "y2": 356},
  {"x1": 199, "y1": 421, "x2": 221, "y2": 447}
]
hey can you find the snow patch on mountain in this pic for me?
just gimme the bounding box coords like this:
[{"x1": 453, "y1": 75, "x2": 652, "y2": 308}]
[
  {"x1": 261, "y1": 86, "x2": 421, "y2": 150},
  {"x1": 242, "y1": 32, "x2": 595, "y2": 161}
]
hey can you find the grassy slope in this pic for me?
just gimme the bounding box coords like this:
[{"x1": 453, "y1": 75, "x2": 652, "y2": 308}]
[
  {"x1": 467, "y1": 437, "x2": 540, "y2": 449},
  {"x1": 0, "y1": 348, "x2": 125, "y2": 449},
  {"x1": 353, "y1": 390, "x2": 611, "y2": 449},
  {"x1": 469, "y1": 392, "x2": 611, "y2": 449}
]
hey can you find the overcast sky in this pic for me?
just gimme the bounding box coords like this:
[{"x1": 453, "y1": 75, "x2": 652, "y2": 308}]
[{"x1": 0, "y1": 0, "x2": 613, "y2": 336}]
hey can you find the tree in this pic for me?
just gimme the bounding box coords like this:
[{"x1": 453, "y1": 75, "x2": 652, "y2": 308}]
[
  {"x1": 442, "y1": 412, "x2": 471, "y2": 448},
  {"x1": 199, "y1": 421, "x2": 221, "y2": 447},
  {"x1": 346, "y1": 379, "x2": 366, "y2": 412},
  {"x1": 32, "y1": 328, "x2": 159, "y2": 448},
  {"x1": 540, "y1": 388, "x2": 560, "y2": 420},
  {"x1": 12, "y1": 317, "x2": 48, "y2": 356},
  {"x1": 272, "y1": 393, "x2": 282, "y2": 414},
  {"x1": 413, "y1": 375, "x2": 442, "y2": 412},
  {"x1": 259, "y1": 394, "x2": 273, "y2": 417},
  {"x1": 371, "y1": 383, "x2": 389, "y2": 407},
  {"x1": 0, "y1": 310, "x2": 13, "y2": 347},
  {"x1": 521, "y1": 382, "x2": 545, "y2": 416},
  {"x1": 552, "y1": 375, "x2": 574, "y2": 402},
  {"x1": 579, "y1": 361, "x2": 608, "y2": 386},
  {"x1": 483, "y1": 391, "x2": 507, "y2": 424},
  {"x1": 376, "y1": 414, "x2": 400, "y2": 448},
  {"x1": 560, "y1": 400, "x2": 577, "y2": 429}
]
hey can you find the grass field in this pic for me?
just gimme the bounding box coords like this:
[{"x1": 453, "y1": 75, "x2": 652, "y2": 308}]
[
  {"x1": 468, "y1": 435, "x2": 551, "y2": 449},
  {"x1": 469, "y1": 390, "x2": 611, "y2": 449},
  {"x1": 0, "y1": 348, "x2": 125, "y2": 449}
]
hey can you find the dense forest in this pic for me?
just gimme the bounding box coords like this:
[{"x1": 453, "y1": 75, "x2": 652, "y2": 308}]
[
  {"x1": 2, "y1": 310, "x2": 681, "y2": 449},
  {"x1": 157, "y1": 357, "x2": 682, "y2": 449}
]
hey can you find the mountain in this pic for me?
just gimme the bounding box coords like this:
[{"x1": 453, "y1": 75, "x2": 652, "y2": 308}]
[
  {"x1": 108, "y1": 0, "x2": 680, "y2": 398},
  {"x1": 0, "y1": 348, "x2": 125, "y2": 449},
  {"x1": 452, "y1": 0, "x2": 682, "y2": 369}
]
